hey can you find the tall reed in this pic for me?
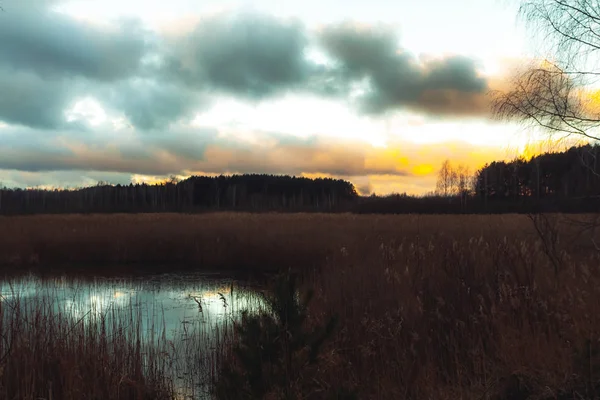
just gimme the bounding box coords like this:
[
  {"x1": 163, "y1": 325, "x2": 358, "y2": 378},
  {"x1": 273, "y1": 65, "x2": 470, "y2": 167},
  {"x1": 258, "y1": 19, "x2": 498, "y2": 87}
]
[
  {"x1": 2, "y1": 213, "x2": 600, "y2": 399},
  {"x1": 0, "y1": 289, "x2": 175, "y2": 400}
]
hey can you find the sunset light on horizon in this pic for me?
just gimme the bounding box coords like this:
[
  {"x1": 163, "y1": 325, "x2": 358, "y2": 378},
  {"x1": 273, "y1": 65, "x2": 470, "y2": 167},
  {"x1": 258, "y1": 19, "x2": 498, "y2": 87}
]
[{"x1": 0, "y1": 0, "x2": 584, "y2": 195}]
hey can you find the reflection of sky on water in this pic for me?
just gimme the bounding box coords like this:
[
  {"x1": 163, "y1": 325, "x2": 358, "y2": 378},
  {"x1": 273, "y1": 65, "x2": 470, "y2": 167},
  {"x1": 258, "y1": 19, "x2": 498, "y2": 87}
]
[
  {"x1": 0, "y1": 274, "x2": 260, "y2": 337},
  {"x1": 0, "y1": 273, "x2": 264, "y2": 399}
]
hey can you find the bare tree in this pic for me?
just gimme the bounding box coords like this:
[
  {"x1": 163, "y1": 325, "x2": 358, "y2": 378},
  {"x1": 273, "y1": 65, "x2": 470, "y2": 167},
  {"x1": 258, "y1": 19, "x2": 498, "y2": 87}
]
[
  {"x1": 494, "y1": 61, "x2": 600, "y2": 141},
  {"x1": 456, "y1": 164, "x2": 472, "y2": 196},
  {"x1": 494, "y1": 0, "x2": 600, "y2": 250},
  {"x1": 493, "y1": 0, "x2": 600, "y2": 142},
  {"x1": 436, "y1": 160, "x2": 458, "y2": 197}
]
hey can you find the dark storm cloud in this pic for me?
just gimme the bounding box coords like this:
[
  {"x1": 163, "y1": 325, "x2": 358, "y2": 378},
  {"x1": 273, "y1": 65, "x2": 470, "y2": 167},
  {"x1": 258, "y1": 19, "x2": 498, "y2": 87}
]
[
  {"x1": 318, "y1": 23, "x2": 489, "y2": 115},
  {"x1": 0, "y1": 68, "x2": 76, "y2": 129},
  {"x1": 156, "y1": 12, "x2": 492, "y2": 116},
  {"x1": 163, "y1": 11, "x2": 313, "y2": 99},
  {"x1": 0, "y1": 6, "x2": 148, "y2": 82},
  {"x1": 0, "y1": 1, "x2": 150, "y2": 129},
  {"x1": 0, "y1": 6, "x2": 494, "y2": 133}
]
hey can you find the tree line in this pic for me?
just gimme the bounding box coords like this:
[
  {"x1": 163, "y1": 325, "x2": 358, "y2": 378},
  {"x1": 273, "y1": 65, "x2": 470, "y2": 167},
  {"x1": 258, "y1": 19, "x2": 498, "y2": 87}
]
[
  {"x1": 1, "y1": 144, "x2": 600, "y2": 215},
  {"x1": 0, "y1": 174, "x2": 359, "y2": 215},
  {"x1": 356, "y1": 144, "x2": 600, "y2": 214},
  {"x1": 474, "y1": 144, "x2": 600, "y2": 200}
]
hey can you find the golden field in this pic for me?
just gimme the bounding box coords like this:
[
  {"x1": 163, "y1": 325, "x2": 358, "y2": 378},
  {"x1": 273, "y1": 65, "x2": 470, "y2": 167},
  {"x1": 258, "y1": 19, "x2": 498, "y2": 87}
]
[{"x1": 1, "y1": 212, "x2": 600, "y2": 399}]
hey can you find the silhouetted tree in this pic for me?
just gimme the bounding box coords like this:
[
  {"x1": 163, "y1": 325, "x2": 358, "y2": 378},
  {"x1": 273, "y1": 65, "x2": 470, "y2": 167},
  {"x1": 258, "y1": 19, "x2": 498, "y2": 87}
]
[
  {"x1": 436, "y1": 160, "x2": 457, "y2": 197},
  {"x1": 473, "y1": 144, "x2": 600, "y2": 211},
  {"x1": 0, "y1": 174, "x2": 359, "y2": 215},
  {"x1": 214, "y1": 273, "x2": 354, "y2": 400},
  {"x1": 493, "y1": 0, "x2": 600, "y2": 144}
]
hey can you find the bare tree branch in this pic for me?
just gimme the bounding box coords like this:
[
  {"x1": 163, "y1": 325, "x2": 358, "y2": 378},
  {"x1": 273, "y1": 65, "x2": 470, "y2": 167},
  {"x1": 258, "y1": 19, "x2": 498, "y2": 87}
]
[
  {"x1": 499, "y1": 0, "x2": 600, "y2": 251},
  {"x1": 492, "y1": 63, "x2": 600, "y2": 141}
]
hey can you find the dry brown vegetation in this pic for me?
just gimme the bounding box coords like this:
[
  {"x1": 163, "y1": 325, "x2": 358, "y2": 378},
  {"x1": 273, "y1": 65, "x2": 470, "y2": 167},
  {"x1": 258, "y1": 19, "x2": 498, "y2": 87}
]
[
  {"x1": 307, "y1": 214, "x2": 600, "y2": 399},
  {"x1": 2, "y1": 212, "x2": 600, "y2": 399},
  {"x1": 0, "y1": 213, "x2": 558, "y2": 271}
]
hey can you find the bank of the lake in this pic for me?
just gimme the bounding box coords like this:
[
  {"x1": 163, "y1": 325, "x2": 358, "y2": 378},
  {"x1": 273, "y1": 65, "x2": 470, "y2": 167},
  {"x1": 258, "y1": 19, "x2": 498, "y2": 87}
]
[{"x1": 0, "y1": 273, "x2": 264, "y2": 400}]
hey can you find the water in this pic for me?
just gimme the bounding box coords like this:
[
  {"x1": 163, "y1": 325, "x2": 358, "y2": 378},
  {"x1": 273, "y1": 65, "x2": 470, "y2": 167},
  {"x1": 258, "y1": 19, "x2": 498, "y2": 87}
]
[{"x1": 0, "y1": 272, "x2": 265, "y2": 399}]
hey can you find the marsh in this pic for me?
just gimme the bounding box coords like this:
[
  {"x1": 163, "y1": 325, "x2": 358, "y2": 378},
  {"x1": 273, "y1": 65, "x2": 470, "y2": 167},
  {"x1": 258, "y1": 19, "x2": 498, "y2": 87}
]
[{"x1": 0, "y1": 272, "x2": 265, "y2": 399}]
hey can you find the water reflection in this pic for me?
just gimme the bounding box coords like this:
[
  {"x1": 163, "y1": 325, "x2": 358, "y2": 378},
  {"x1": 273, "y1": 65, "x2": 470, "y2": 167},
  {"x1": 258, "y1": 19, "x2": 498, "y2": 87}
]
[{"x1": 0, "y1": 273, "x2": 264, "y2": 399}]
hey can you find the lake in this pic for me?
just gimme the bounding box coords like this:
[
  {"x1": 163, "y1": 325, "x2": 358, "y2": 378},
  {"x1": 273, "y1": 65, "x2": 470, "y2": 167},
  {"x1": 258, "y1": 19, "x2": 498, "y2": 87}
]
[{"x1": 0, "y1": 272, "x2": 265, "y2": 400}]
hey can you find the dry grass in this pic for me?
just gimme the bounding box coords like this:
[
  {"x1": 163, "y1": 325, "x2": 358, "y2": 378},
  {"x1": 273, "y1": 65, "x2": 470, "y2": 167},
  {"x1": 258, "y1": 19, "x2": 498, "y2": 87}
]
[
  {"x1": 0, "y1": 213, "x2": 548, "y2": 271},
  {"x1": 0, "y1": 213, "x2": 339, "y2": 272},
  {"x1": 2, "y1": 212, "x2": 600, "y2": 399},
  {"x1": 307, "y1": 214, "x2": 600, "y2": 399}
]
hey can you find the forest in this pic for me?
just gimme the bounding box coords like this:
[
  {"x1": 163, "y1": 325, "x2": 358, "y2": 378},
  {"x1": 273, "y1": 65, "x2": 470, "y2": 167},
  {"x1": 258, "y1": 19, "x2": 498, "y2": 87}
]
[
  {"x1": 359, "y1": 143, "x2": 600, "y2": 214},
  {"x1": 0, "y1": 174, "x2": 359, "y2": 214},
  {"x1": 1, "y1": 144, "x2": 600, "y2": 215}
]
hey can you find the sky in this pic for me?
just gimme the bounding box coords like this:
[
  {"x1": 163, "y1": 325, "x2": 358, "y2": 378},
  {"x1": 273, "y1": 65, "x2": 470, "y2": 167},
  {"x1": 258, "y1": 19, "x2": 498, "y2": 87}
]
[{"x1": 0, "y1": 0, "x2": 551, "y2": 194}]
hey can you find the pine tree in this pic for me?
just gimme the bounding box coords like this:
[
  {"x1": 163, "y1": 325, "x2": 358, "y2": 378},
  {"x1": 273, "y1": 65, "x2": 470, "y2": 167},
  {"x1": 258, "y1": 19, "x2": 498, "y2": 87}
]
[{"x1": 214, "y1": 273, "x2": 355, "y2": 400}]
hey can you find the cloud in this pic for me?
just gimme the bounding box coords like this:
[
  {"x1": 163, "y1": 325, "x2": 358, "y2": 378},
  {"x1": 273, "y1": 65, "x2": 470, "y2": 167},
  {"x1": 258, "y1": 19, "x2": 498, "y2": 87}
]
[
  {"x1": 0, "y1": 119, "x2": 508, "y2": 194},
  {"x1": 0, "y1": 169, "x2": 134, "y2": 190},
  {"x1": 318, "y1": 22, "x2": 490, "y2": 116},
  {"x1": 352, "y1": 178, "x2": 374, "y2": 196},
  {"x1": 99, "y1": 79, "x2": 205, "y2": 130},
  {"x1": 0, "y1": 5, "x2": 500, "y2": 132},
  {"x1": 0, "y1": 2, "x2": 151, "y2": 129},
  {"x1": 0, "y1": 7, "x2": 147, "y2": 82},
  {"x1": 162, "y1": 11, "x2": 312, "y2": 99},
  {"x1": 0, "y1": 68, "x2": 76, "y2": 129},
  {"x1": 143, "y1": 127, "x2": 219, "y2": 161},
  {"x1": 156, "y1": 14, "x2": 494, "y2": 118},
  {"x1": 0, "y1": 2, "x2": 533, "y2": 197},
  {"x1": 0, "y1": 124, "x2": 400, "y2": 177}
]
